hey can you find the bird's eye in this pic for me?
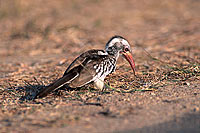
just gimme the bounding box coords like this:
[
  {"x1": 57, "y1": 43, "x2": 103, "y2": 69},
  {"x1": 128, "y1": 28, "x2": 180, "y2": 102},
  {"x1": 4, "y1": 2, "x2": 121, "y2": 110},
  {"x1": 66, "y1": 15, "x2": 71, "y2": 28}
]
[{"x1": 124, "y1": 48, "x2": 129, "y2": 52}]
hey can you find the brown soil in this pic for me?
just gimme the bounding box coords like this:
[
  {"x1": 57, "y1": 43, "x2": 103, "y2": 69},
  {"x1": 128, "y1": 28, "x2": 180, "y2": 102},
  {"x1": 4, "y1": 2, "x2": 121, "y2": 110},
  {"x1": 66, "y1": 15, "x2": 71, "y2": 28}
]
[{"x1": 0, "y1": 0, "x2": 200, "y2": 132}]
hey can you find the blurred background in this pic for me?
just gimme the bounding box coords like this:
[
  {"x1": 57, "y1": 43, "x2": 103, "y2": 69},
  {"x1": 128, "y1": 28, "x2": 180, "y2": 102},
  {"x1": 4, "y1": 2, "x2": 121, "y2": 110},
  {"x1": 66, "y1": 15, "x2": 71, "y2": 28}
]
[{"x1": 0, "y1": 0, "x2": 199, "y2": 57}]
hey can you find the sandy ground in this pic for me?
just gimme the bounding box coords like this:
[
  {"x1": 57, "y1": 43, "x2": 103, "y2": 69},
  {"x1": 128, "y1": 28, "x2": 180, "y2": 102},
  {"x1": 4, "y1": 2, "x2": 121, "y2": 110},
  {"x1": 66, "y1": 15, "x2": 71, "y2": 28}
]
[{"x1": 0, "y1": 0, "x2": 200, "y2": 132}]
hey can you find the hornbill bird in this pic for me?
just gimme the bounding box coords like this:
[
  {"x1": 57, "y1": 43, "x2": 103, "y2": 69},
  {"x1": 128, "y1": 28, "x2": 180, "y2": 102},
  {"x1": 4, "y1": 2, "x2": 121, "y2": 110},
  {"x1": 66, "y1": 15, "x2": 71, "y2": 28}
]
[{"x1": 35, "y1": 35, "x2": 136, "y2": 98}]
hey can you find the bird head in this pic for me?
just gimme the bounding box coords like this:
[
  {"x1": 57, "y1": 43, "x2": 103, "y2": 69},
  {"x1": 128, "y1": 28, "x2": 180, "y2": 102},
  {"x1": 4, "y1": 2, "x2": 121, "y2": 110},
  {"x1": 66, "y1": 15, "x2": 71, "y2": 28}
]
[{"x1": 105, "y1": 35, "x2": 136, "y2": 75}]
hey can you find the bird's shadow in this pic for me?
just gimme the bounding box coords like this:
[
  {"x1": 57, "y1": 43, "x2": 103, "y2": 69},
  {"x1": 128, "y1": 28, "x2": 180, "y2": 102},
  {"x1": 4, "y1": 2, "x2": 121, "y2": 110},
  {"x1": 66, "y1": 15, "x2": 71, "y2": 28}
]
[
  {"x1": 18, "y1": 84, "x2": 45, "y2": 101},
  {"x1": 18, "y1": 84, "x2": 79, "y2": 102}
]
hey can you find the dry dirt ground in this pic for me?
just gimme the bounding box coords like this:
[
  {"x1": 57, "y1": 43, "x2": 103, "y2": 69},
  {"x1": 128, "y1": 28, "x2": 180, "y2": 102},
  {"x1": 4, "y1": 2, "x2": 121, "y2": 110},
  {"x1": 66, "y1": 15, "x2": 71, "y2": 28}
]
[{"x1": 0, "y1": 0, "x2": 200, "y2": 132}]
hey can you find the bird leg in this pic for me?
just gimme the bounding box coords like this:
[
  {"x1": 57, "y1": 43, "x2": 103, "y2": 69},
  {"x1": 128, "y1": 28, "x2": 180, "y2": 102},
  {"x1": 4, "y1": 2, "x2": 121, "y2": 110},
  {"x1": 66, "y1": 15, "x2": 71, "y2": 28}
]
[{"x1": 94, "y1": 79, "x2": 104, "y2": 91}]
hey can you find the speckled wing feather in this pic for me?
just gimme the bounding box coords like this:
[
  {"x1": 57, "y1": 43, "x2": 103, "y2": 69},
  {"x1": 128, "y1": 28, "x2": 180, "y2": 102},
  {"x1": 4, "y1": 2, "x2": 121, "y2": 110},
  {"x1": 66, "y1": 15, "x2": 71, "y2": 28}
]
[
  {"x1": 63, "y1": 49, "x2": 106, "y2": 75},
  {"x1": 35, "y1": 49, "x2": 108, "y2": 98},
  {"x1": 69, "y1": 57, "x2": 102, "y2": 87},
  {"x1": 66, "y1": 50, "x2": 108, "y2": 87}
]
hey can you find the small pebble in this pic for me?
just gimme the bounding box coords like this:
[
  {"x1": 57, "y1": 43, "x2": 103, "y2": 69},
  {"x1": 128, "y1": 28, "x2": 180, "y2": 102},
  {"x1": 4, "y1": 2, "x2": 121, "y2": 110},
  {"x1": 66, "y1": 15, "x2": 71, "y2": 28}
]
[{"x1": 193, "y1": 107, "x2": 199, "y2": 112}]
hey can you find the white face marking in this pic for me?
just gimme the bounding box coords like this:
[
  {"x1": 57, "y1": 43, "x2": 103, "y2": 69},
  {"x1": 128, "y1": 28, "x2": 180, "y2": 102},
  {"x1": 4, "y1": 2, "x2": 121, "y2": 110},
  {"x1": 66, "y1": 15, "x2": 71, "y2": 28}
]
[
  {"x1": 106, "y1": 38, "x2": 122, "y2": 49},
  {"x1": 105, "y1": 37, "x2": 131, "y2": 53},
  {"x1": 121, "y1": 39, "x2": 130, "y2": 48}
]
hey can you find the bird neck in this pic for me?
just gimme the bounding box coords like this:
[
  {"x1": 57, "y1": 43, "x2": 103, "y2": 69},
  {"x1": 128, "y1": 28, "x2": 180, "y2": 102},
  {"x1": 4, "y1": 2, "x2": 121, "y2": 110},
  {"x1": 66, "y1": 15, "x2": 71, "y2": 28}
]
[{"x1": 106, "y1": 50, "x2": 120, "y2": 60}]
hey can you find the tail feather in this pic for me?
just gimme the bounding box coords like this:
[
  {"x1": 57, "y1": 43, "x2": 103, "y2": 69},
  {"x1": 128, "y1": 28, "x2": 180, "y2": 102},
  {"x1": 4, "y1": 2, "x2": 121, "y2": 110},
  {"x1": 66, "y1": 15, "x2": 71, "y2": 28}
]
[{"x1": 35, "y1": 72, "x2": 78, "y2": 98}]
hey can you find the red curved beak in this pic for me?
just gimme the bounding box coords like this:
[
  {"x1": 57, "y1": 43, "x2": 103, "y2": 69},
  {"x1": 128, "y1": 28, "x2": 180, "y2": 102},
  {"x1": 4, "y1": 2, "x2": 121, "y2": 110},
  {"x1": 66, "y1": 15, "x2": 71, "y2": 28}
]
[{"x1": 122, "y1": 51, "x2": 136, "y2": 75}]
